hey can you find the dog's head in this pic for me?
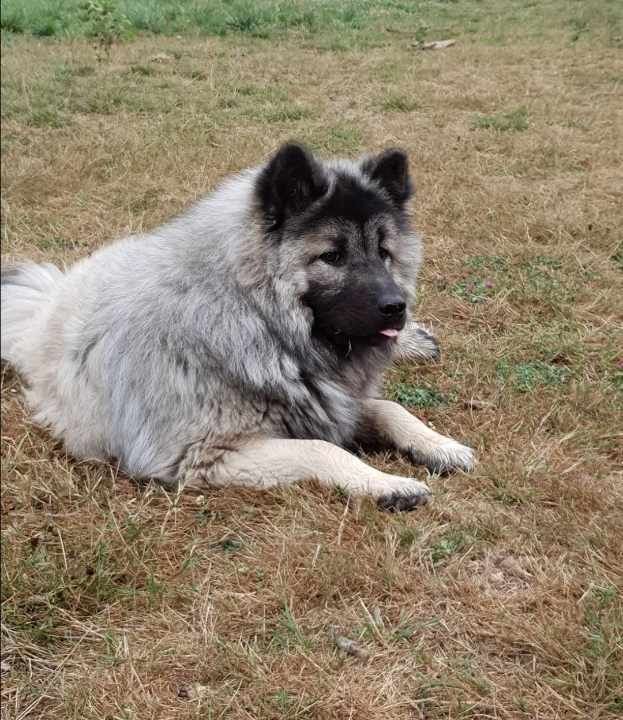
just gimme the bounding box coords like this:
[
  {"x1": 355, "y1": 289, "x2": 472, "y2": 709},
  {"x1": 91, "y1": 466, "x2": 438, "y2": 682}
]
[{"x1": 255, "y1": 143, "x2": 422, "y2": 350}]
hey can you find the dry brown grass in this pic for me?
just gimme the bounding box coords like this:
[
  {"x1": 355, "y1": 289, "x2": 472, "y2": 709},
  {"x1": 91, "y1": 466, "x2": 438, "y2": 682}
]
[{"x1": 2, "y1": 16, "x2": 623, "y2": 720}]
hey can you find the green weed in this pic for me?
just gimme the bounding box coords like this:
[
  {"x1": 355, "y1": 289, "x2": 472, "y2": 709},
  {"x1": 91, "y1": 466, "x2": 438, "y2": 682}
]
[
  {"x1": 273, "y1": 688, "x2": 295, "y2": 713},
  {"x1": 583, "y1": 584, "x2": 619, "y2": 660},
  {"x1": 451, "y1": 276, "x2": 497, "y2": 303},
  {"x1": 429, "y1": 530, "x2": 468, "y2": 565},
  {"x1": 466, "y1": 255, "x2": 509, "y2": 272},
  {"x1": 388, "y1": 383, "x2": 446, "y2": 408},
  {"x1": 569, "y1": 16, "x2": 589, "y2": 42},
  {"x1": 489, "y1": 477, "x2": 533, "y2": 506},
  {"x1": 451, "y1": 255, "x2": 509, "y2": 303},
  {"x1": 2, "y1": 0, "x2": 622, "y2": 47},
  {"x1": 307, "y1": 125, "x2": 363, "y2": 154},
  {"x1": 257, "y1": 104, "x2": 313, "y2": 123},
  {"x1": 392, "y1": 623, "x2": 416, "y2": 641},
  {"x1": 29, "y1": 106, "x2": 67, "y2": 128},
  {"x1": 496, "y1": 360, "x2": 571, "y2": 392},
  {"x1": 381, "y1": 93, "x2": 420, "y2": 113},
  {"x1": 472, "y1": 107, "x2": 529, "y2": 132},
  {"x1": 80, "y1": 0, "x2": 131, "y2": 60},
  {"x1": 128, "y1": 63, "x2": 156, "y2": 76},
  {"x1": 271, "y1": 605, "x2": 310, "y2": 651},
  {"x1": 213, "y1": 536, "x2": 242, "y2": 552},
  {"x1": 398, "y1": 527, "x2": 419, "y2": 549}
]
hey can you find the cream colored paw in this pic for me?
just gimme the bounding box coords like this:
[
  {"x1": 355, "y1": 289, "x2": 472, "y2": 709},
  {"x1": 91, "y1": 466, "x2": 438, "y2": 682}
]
[
  {"x1": 409, "y1": 439, "x2": 475, "y2": 475},
  {"x1": 371, "y1": 476, "x2": 432, "y2": 512}
]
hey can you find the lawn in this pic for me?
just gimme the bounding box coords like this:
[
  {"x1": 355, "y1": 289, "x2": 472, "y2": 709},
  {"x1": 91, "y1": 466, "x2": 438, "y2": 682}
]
[{"x1": 1, "y1": 1, "x2": 622, "y2": 718}]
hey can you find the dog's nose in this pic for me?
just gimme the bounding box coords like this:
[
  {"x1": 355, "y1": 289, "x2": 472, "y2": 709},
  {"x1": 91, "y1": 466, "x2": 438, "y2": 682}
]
[{"x1": 379, "y1": 299, "x2": 406, "y2": 318}]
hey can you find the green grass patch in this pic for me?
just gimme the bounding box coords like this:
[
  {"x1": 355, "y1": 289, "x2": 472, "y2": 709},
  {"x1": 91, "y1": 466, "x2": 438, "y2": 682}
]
[
  {"x1": 496, "y1": 359, "x2": 571, "y2": 392},
  {"x1": 451, "y1": 276, "x2": 497, "y2": 304},
  {"x1": 398, "y1": 527, "x2": 419, "y2": 550},
  {"x1": 568, "y1": 16, "x2": 590, "y2": 43},
  {"x1": 128, "y1": 63, "x2": 156, "y2": 76},
  {"x1": 451, "y1": 255, "x2": 508, "y2": 303},
  {"x1": 270, "y1": 604, "x2": 311, "y2": 651},
  {"x1": 609, "y1": 698, "x2": 623, "y2": 714},
  {"x1": 210, "y1": 535, "x2": 243, "y2": 553},
  {"x1": 488, "y1": 477, "x2": 534, "y2": 506},
  {"x1": 273, "y1": 689, "x2": 297, "y2": 714},
  {"x1": 3, "y1": 0, "x2": 620, "y2": 45},
  {"x1": 451, "y1": 254, "x2": 576, "y2": 307},
  {"x1": 380, "y1": 93, "x2": 420, "y2": 113},
  {"x1": 524, "y1": 257, "x2": 565, "y2": 291},
  {"x1": 527, "y1": 319, "x2": 583, "y2": 366},
  {"x1": 306, "y1": 124, "x2": 363, "y2": 154},
  {"x1": 513, "y1": 255, "x2": 578, "y2": 308},
  {"x1": 472, "y1": 107, "x2": 529, "y2": 132},
  {"x1": 466, "y1": 255, "x2": 509, "y2": 272},
  {"x1": 583, "y1": 584, "x2": 619, "y2": 662},
  {"x1": 388, "y1": 382, "x2": 446, "y2": 408},
  {"x1": 29, "y1": 106, "x2": 67, "y2": 128},
  {"x1": 255, "y1": 103, "x2": 313, "y2": 123},
  {"x1": 216, "y1": 84, "x2": 310, "y2": 123},
  {"x1": 0, "y1": 0, "x2": 376, "y2": 39},
  {"x1": 429, "y1": 529, "x2": 469, "y2": 565}
]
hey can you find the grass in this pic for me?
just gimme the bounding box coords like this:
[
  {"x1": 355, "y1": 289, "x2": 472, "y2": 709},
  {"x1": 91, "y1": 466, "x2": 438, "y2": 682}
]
[
  {"x1": 1, "y1": 0, "x2": 622, "y2": 46},
  {"x1": 380, "y1": 93, "x2": 420, "y2": 113},
  {"x1": 496, "y1": 359, "x2": 571, "y2": 393},
  {"x1": 2, "y1": 1, "x2": 623, "y2": 719},
  {"x1": 387, "y1": 382, "x2": 446, "y2": 408},
  {"x1": 472, "y1": 106, "x2": 529, "y2": 132}
]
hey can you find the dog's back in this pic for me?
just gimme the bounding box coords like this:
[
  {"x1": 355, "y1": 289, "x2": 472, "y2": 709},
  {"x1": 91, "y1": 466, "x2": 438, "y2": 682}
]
[{"x1": 1, "y1": 228, "x2": 237, "y2": 478}]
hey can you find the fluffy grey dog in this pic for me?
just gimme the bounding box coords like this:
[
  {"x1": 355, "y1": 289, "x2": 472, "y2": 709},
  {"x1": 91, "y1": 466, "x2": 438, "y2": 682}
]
[{"x1": 1, "y1": 143, "x2": 474, "y2": 511}]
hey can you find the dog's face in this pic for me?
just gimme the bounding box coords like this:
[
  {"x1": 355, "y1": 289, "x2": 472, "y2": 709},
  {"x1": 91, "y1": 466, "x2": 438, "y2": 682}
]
[{"x1": 256, "y1": 143, "x2": 421, "y2": 349}]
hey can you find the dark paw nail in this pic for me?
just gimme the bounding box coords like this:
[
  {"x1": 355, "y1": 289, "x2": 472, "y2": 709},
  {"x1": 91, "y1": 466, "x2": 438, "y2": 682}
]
[{"x1": 377, "y1": 491, "x2": 431, "y2": 513}]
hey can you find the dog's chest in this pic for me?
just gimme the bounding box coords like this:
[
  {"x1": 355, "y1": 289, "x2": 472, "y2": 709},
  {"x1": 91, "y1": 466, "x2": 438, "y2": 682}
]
[
  {"x1": 286, "y1": 355, "x2": 383, "y2": 446},
  {"x1": 263, "y1": 371, "x2": 358, "y2": 448}
]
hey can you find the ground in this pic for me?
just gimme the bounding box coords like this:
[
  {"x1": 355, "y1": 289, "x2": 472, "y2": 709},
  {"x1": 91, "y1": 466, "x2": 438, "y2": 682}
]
[{"x1": 1, "y1": 2, "x2": 622, "y2": 718}]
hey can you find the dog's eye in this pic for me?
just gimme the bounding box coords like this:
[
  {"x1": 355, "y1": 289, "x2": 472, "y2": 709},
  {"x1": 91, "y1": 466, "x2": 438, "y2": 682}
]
[
  {"x1": 379, "y1": 247, "x2": 391, "y2": 262},
  {"x1": 319, "y1": 250, "x2": 344, "y2": 266}
]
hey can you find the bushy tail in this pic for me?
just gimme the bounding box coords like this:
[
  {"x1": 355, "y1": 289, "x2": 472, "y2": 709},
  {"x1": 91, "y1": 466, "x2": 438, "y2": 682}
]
[{"x1": 1, "y1": 261, "x2": 64, "y2": 369}]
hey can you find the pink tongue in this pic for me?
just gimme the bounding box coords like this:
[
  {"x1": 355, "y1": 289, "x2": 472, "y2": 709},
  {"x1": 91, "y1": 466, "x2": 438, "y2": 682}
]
[{"x1": 380, "y1": 328, "x2": 399, "y2": 338}]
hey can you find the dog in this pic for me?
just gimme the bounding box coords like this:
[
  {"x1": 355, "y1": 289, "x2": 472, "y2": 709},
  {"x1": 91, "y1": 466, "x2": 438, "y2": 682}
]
[{"x1": 1, "y1": 143, "x2": 474, "y2": 511}]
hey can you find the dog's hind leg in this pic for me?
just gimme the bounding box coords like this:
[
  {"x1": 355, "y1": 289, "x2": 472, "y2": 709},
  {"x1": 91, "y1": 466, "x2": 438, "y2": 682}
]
[
  {"x1": 361, "y1": 399, "x2": 475, "y2": 474},
  {"x1": 178, "y1": 437, "x2": 431, "y2": 512}
]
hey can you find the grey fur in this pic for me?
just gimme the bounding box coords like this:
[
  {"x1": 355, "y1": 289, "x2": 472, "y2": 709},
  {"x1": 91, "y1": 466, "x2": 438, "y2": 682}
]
[{"x1": 1, "y1": 144, "x2": 474, "y2": 507}]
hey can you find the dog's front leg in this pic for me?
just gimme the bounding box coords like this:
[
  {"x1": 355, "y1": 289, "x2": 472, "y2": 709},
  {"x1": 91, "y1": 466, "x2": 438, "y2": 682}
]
[
  {"x1": 392, "y1": 321, "x2": 440, "y2": 363},
  {"x1": 180, "y1": 437, "x2": 431, "y2": 512},
  {"x1": 361, "y1": 399, "x2": 475, "y2": 474}
]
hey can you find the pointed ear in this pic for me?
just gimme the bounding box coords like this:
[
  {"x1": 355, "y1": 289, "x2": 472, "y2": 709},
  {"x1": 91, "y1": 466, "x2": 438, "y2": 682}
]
[
  {"x1": 256, "y1": 143, "x2": 328, "y2": 229},
  {"x1": 361, "y1": 148, "x2": 413, "y2": 209}
]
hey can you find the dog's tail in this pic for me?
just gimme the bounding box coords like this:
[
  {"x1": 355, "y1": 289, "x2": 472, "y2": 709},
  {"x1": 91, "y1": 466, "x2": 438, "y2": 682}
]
[{"x1": 1, "y1": 261, "x2": 64, "y2": 370}]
